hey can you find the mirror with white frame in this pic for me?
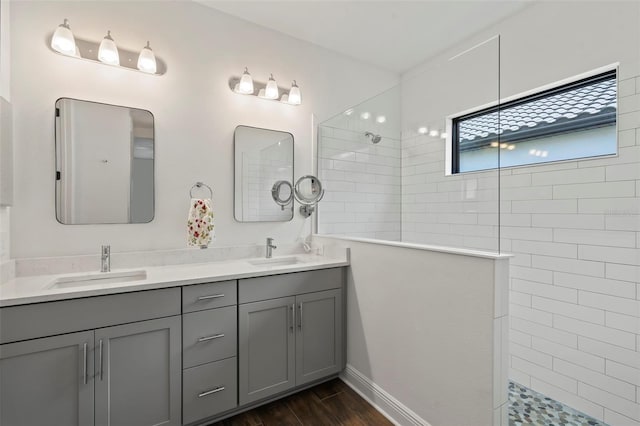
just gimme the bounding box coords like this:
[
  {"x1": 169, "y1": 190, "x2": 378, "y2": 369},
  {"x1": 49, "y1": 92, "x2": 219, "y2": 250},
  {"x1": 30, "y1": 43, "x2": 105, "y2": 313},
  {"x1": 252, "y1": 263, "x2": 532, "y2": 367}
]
[
  {"x1": 234, "y1": 125, "x2": 294, "y2": 222},
  {"x1": 55, "y1": 98, "x2": 155, "y2": 224}
]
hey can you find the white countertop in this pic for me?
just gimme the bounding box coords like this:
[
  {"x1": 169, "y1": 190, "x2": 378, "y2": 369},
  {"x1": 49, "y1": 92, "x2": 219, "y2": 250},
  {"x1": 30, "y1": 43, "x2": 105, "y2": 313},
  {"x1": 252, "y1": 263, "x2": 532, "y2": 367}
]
[{"x1": 0, "y1": 254, "x2": 349, "y2": 307}]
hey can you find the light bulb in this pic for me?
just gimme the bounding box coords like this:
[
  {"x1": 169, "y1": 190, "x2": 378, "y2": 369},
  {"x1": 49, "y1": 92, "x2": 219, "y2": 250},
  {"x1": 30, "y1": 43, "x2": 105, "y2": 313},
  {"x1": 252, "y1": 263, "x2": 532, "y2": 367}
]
[
  {"x1": 237, "y1": 67, "x2": 254, "y2": 94},
  {"x1": 360, "y1": 112, "x2": 370, "y2": 120},
  {"x1": 51, "y1": 19, "x2": 77, "y2": 56},
  {"x1": 429, "y1": 130, "x2": 439, "y2": 137},
  {"x1": 376, "y1": 115, "x2": 386, "y2": 123},
  {"x1": 344, "y1": 108, "x2": 354, "y2": 116},
  {"x1": 287, "y1": 80, "x2": 301, "y2": 105},
  {"x1": 98, "y1": 30, "x2": 120, "y2": 65},
  {"x1": 418, "y1": 127, "x2": 428, "y2": 134},
  {"x1": 264, "y1": 74, "x2": 279, "y2": 100},
  {"x1": 440, "y1": 132, "x2": 448, "y2": 139},
  {"x1": 137, "y1": 41, "x2": 156, "y2": 74}
]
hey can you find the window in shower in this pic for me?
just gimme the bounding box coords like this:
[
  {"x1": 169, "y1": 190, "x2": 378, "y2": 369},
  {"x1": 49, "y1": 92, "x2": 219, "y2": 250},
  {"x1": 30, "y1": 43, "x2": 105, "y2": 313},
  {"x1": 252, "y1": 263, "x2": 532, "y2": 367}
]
[{"x1": 451, "y1": 68, "x2": 617, "y2": 174}]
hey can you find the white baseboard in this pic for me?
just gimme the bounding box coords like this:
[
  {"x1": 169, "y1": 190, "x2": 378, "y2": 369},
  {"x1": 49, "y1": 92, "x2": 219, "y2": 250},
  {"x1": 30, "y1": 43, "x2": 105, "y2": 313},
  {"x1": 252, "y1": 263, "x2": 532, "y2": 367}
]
[{"x1": 340, "y1": 364, "x2": 431, "y2": 426}]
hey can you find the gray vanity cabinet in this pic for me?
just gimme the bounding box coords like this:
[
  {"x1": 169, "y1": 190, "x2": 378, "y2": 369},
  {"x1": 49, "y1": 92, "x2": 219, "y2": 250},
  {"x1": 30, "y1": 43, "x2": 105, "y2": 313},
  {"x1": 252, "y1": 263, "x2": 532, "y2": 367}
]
[
  {"x1": 238, "y1": 269, "x2": 344, "y2": 406},
  {"x1": 0, "y1": 331, "x2": 95, "y2": 426},
  {"x1": 238, "y1": 296, "x2": 296, "y2": 405},
  {"x1": 94, "y1": 316, "x2": 182, "y2": 426},
  {"x1": 0, "y1": 288, "x2": 182, "y2": 426},
  {"x1": 295, "y1": 288, "x2": 343, "y2": 386}
]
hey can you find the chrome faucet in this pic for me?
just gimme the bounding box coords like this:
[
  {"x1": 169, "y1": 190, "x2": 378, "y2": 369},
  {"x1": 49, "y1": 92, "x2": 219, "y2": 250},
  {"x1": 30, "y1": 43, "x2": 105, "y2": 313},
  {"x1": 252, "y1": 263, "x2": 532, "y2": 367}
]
[
  {"x1": 101, "y1": 245, "x2": 110, "y2": 272},
  {"x1": 266, "y1": 238, "x2": 277, "y2": 259}
]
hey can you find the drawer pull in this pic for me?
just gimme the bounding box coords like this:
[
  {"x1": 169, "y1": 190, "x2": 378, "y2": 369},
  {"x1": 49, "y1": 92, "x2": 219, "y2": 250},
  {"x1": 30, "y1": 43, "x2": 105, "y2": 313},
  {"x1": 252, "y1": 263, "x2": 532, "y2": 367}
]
[
  {"x1": 198, "y1": 386, "x2": 225, "y2": 398},
  {"x1": 197, "y1": 294, "x2": 225, "y2": 301},
  {"x1": 197, "y1": 333, "x2": 225, "y2": 342}
]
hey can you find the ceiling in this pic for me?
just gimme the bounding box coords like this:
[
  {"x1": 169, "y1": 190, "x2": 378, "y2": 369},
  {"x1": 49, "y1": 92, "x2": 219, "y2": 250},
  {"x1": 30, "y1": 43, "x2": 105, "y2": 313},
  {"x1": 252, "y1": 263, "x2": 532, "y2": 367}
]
[{"x1": 198, "y1": 1, "x2": 531, "y2": 74}]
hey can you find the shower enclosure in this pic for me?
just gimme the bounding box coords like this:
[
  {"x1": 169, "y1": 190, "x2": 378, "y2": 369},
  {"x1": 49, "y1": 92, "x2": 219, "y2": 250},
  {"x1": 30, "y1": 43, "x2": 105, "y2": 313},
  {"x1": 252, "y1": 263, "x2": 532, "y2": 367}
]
[{"x1": 317, "y1": 3, "x2": 640, "y2": 424}]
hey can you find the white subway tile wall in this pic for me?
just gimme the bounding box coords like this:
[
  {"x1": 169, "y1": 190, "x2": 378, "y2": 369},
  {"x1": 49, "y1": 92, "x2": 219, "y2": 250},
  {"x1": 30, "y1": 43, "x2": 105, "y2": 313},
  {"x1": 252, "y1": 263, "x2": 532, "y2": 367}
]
[
  {"x1": 242, "y1": 142, "x2": 293, "y2": 222},
  {"x1": 318, "y1": 126, "x2": 402, "y2": 240},
  {"x1": 400, "y1": 74, "x2": 640, "y2": 424}
]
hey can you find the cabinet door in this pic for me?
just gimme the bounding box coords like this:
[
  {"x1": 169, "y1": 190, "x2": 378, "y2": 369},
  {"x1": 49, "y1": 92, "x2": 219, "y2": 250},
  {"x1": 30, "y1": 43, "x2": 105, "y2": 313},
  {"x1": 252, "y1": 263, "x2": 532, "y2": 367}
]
[
  {"x1": 295, "y1": 289, "x2": 343, "y2": 386},
  {"x1": 95, "y1": 316, "x2": 181, "y2": 426},
  {"x1": 0, "y1": 331, "x2": 94, "y2": 426},
  {"x1": 239, "y1": 296, "x2": 295, "y2": 405}
]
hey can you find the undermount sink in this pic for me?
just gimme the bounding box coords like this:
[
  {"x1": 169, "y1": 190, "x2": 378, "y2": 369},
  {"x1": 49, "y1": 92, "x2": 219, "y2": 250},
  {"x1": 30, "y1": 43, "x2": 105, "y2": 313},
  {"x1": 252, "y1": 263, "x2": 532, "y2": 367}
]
[
  {"x1": 247, "y1": 256, "x2": 304, "y2": 267},
  {"x1": 48, "y1": 270, "x2": 147, "y2": 289}
]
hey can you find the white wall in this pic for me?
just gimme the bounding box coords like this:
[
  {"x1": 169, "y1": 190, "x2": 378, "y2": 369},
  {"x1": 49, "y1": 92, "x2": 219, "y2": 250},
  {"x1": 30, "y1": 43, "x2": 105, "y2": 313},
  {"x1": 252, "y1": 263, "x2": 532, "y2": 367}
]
[
  {"x1": 9, "y1": 1, "x2": 397, "y2": 258},
  {"x1": 314, "y1": 235, "x2": 509, "y2": 426},
  {"x1": 0, "y1": 0, "x2": 11, "y2": 274},
  {"x1": 0, "y1": 0, "x2": 9, "y2": 100},
  {"x1": 400, "y1": 2, "x2": 640, "y2": 425}
]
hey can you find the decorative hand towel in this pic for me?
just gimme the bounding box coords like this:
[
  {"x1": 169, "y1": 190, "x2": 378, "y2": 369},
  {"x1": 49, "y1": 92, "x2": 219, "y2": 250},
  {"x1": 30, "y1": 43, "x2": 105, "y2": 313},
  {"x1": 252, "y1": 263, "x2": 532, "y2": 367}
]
[{"x1": 187, "y1": 198, "x2": 214, "y2": 248}]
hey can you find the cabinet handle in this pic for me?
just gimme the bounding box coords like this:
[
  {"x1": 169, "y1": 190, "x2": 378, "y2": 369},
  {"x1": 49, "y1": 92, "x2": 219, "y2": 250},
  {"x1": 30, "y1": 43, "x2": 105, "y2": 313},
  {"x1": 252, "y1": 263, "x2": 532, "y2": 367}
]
[
  {"x1": 289, "y1": 304, "x2": 295, "y2": 333},
  {"x1": 99, "y1": 339, "x2": 104, "y2": 381},
  {"x1": 197, "y1": 294, "x2": 224, "y2": 301},
  {"x1": 298, "y1": 303, "x2": 303, "y2": 330},
  {"x1": 198, "y1": 386, "x2": 225, "y2": 398},
  {"x1": 83, "y1": 343, "x2": 87, "y2": 385},
  {"x1": 197, "y1": 333, "x2": 225, "y2": 342}
]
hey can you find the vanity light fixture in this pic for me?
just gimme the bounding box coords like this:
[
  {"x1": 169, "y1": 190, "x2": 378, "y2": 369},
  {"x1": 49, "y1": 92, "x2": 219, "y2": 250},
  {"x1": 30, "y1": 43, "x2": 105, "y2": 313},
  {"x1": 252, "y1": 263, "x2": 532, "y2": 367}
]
[
  {"x1": 262, "y1": 74, "x2": 279, "y2": 100},
  {"x1": 98, "y1": 30, "x2": 120, "y2": 65},
  {"x1": 237, "y1": 68, "x2": 255, "y2": 94},
  {"x1": 230, "y1": 70, "x2": 302, "y2": 106},
  {"x1": 137, "y1": 41, "x2": 157, "y2": 74},
  {"x1": 48, "y1": 20, "x2": 165, "y2": 75},
  {"x1": 51, "y1": 19, "x2": 77, "y2": 56}
]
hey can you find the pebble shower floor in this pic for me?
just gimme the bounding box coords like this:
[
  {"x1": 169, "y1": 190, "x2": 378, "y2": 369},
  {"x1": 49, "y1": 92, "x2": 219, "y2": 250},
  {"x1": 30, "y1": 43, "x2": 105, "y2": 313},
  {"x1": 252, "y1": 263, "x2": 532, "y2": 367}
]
[{"x1": 509, "y1": 381, "x2": 606, "y2": 426}]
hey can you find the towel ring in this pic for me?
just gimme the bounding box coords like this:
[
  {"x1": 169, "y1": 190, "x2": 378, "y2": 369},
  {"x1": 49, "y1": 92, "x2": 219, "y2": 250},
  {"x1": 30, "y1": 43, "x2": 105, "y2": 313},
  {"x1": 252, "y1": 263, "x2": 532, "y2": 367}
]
[{"x1": 189, "y1": 182, "x2": 213, "y2": 199}]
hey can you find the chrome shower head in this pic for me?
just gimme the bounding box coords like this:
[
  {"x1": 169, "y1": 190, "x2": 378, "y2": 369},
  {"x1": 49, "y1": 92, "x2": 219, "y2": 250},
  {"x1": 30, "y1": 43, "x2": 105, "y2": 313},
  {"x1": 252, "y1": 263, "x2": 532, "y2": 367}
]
[{"x1": 365, "y1": 131, "x2": 382, "y2": 144}]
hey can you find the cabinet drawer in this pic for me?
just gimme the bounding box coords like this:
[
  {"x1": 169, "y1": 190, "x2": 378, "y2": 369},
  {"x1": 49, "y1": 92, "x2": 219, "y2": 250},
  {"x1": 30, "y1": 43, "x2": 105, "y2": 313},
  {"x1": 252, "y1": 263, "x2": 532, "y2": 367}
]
[
  {"x1": 0, "y1": 288, "x2": 180, "y2": 344},
  {"x1": 239, "y1": 268, "x2": 343, "y2": 304},
  {"x1": 183, "y1": 306, "x2": 237, "y2": 368},
  {"x1": 182, "y1": 280, "x2": 237, "y2": 313},
  {"x1": 183, "y1": 357, "x2": 237, "y2": 425}
]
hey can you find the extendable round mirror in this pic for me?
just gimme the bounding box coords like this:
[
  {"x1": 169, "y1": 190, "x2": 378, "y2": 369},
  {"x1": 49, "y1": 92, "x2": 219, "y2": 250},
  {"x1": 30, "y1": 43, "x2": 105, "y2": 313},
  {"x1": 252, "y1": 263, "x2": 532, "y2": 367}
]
[
  {"x1": 293, "y1": 175, "x2": 324, "y2": 217},
  {"x1": 271, "y1": 180, "x2": 293, "y2": 210}
]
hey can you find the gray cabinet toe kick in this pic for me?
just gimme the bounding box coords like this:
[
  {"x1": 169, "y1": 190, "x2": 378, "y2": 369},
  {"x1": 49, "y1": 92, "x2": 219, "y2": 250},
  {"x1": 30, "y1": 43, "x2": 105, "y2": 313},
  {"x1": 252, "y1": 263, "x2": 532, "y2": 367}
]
[{"x1": 0, "y1": 266, "x2": 346, "y2": 426}]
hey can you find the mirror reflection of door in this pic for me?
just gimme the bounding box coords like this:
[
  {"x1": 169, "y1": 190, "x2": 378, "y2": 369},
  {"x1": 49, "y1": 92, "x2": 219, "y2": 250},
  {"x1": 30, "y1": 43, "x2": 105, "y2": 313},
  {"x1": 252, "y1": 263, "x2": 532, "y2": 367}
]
[{"x1": 55, "y1": 98, "x2": 154, "y2": 224}]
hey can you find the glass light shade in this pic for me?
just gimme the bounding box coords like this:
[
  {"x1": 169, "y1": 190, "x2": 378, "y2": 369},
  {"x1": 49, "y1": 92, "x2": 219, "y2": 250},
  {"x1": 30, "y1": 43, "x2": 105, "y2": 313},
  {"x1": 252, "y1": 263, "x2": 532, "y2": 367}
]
[
  {"x1": 288, "y1": 80, "x2": 301, "y2": 105},
  {"x1": 264, "y1": 74, "x2": 279, "y2": 100},
  {"x1": 238, "y1": 67, "x2": 254, "y2": 94},
  {"x1": 137, "y1": 41, "x2": 157, "y2": 74},
  {"x1": 51, "y1": 19, "x2": 76, "y2": 56},
  {"x1": 98, "y1": 31, "x2": 120, "y2": 65}
]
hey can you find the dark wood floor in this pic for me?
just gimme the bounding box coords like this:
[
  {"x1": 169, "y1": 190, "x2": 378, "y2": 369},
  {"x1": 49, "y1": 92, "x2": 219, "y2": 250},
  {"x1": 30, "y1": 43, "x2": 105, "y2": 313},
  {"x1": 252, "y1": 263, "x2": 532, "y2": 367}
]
[{"x1": 212, "y1": 379, "x2": 393, "y2": 426}]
